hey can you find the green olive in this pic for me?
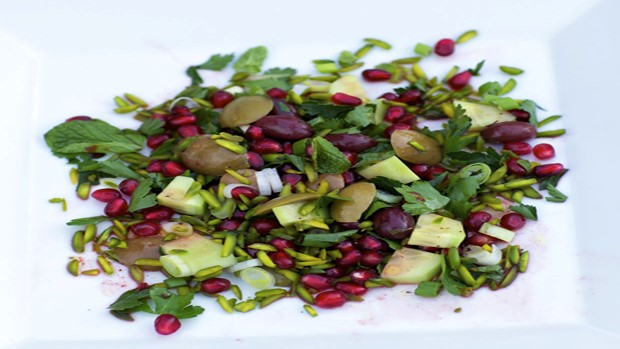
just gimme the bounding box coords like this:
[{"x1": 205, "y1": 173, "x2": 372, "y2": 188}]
[
  {"x1": 330, "y1": 182, "x2": 376, "y2": 223},
  {"x1": 390, "y1": 129, "x2": 442, "y2": 165},
  {"x1": 219, "y1": 95, "x2": 274, "y2": 128},
  {"x1": 179, "y1": 135, "x2": 250, "y2": 176}
]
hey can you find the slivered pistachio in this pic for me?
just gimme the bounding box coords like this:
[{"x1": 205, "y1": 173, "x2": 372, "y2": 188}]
[
  {"x1": 97, "y1": 256, "x2": 115, "y2": 275},
  {"x1": 129, "y1": 265, "x2": 144, "y2": 283},
  {"x1": 256, "y1": 251, "x2": 276, "y2": 268},
  {"x1": 522, "y1": 186, "x2": 543, "y2": 199},
  {"x1": 217, "y1": 295, "x2": 234, "y2": 313},
  {"x1": 363, "y1": 38, "x2": 392, "y2": 50},
  {"x1": 219, "y1": 132, "x2": 245, "y2": 143},
  {"x1": 392, "y1": 57, "x2": 422, "y2": 64},
  {"x1": 412, "y1": 63, "x2": 426, "y2": 79},
  {"x1": 354, "y1": 44, "x2": 374, "y2": 59},
  {"x1": 49, "y1": 197, "x2": 67, "y2": 211},
  {"x1": 408, "y1": 141, "x2": 427, "y2": 152},
  {"x1": 295, "y1": 284, "x2": 315, "y2": 304},
  {"x1": 499, "y1": 66, "x2": 524, "y2": 75},
  {"x1": 338, "y1": 62, "x2": 364, "y2": 73},
  {"x1": 536, "y1": 129, "x2": 566, "y2": 138},
  {"x1": 114, "y1": 96, "x2": 130, "y2": 107},
  {"x1": 195, "y1": 265, "x2": 224, "y2": 279},
  {"x1": 304, "y1": 304, "x2": 319, "y2": 317},
  {"x1": 447, "y1": 248, "x2": 460, "y2": 269},
  {"x1": 456, "y1": 30, "x2": 478, "y2": 44},
  {"x1": 124, "y1": 93, "x2": 148, "y2": 107},
  {"x1": 67, "y1": 259, "x2": 80, "y2": 276},
  {"x1": 81, "y1": 269, "x2": 101, "y2": 276},
  {"x1": 259, "y1": 293, "x2": 288, "y2": 308},
  {"x1": 508, "y1": 245, "x2": 520, "y2": 265},
  {"x1": 221, "y1": 234, "x2": 237, "y2": 257},
  {"x1": 234, "y1": 300, "x2": 256, "y2": 313},
  {"x1": 457, "y1": 265, "x2": 476, "y2": 286},
  {"x1": 134, "y1": 258, "x2": 162, "y2": 267},
  {"x1": 246, "y1": 243, "x2": 277, "y2": 252},
  {"x1": 255, "y1": 288, "x2": 287, "y2": 298},
  {"x1": 231, "y1": 284, "x2": 243, "y2": 299},
  {"x1": 537, "y1": 115, "x2": 562, "y2": 128},
  {"x1": 230, "y1": 72, "x2": 250, "y2": 82},
  {"x1": 518, "y1": 251, "x2": 529, "y2": 272},
  {"x1": 277, "y1": 269, "x2": 300, "y2": 283},
  {"x1": 215, "y1": 139, "x2": 246, "y2": 154},
  {"x1": 499, "y1": 266, "x2": 518, "y2": 288},
  {"x1": 70, "y1": 168, "x2": 79, "y2": 185},
  {"x1": 76, "y1": 182, "x2": 91, "y2": 200},
  {"x1": 113, "y1": 104, "x2": 140, "y2": 114}
]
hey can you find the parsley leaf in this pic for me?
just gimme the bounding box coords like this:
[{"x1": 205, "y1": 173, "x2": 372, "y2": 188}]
[
  {"x1": 447, "y1": 147, "x2": 503, "y2": 170},
  {"x1": 311, "y1": 136, "x2": 351, "y2": 174},
  {"x1": 138, "y1": 118, "x2": 165, "y2": 136},
  {"x1": 128, "y1": 178, "x2": 158, "y2": 212},
  {"x1": 234, "y1": 46, "x2": 268, "y2": 74},
  {"x1": 301, "y1": 101, "x2": 355, "y2": 119},
  {"x1": 396, "y1": 181, "x2": 450, "y2": 216},
  {"x1": 444, "y1": 177, "x2": 479, "y2": 218},
  {"x1": 149, "y1": 287, "x2": 205, "y2": 319},
  {"x1": 197, "y1": 53, "x2": 234, "y2": 71},
  {"x1": 108, "y1": 288, "x2": 151, "y2": 312},
  {"x1": 509, "y1": 204, "x2": 538, "y2": 220},
  {"x1": 482, "y1": 94, "x2": 521, "y2": 110},
  {"x1": 344, "y1": 105, "x2": 375, "y2": 127},
  {"x1": 442, "y1": 106, "x2": 473, "y2": 154}
]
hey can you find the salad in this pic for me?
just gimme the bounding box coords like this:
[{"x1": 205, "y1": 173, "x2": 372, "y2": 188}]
[{"x1": 44, "y1": 31, "x2": 568, "y2": 335}]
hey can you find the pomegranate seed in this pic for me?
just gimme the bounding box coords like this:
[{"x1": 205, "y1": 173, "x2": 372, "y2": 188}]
[
  {"x1": 417, "y1": 246, "x2": 440, "y2": 253},
  {"x1": 427, "y1": 164, "x2": 446, "y2": 180},
  {"x1": 154, "y1": 314, "x2": 181, "y2": 335},
  {"x1": 447, "y1": 71, "x2": 472, "y2": 90},
  {"x1": 360, "y1": 250, "x2": 384, "y2": 267},
  {"x1": 384, "y1": 106, "x2": 406, "y2": 122},
  {"x1": 146, "y1": 160, "x2": 165, "y2": 173},
  {"x1": 250, "y1": 218, "x2": 280, "y2": 235},
  {"x1": 177, "y1": 124, "x2": 202, "y2": 138},
  {"x1": 217, "y1": 219, "x2": 243, "y2": 231},
  {"x1": 410, "y1": 164, "x2": 430, "y2": 179},
  {"x1": 171, "y1": 105, "x2": 191, "y2": 115},
  {"x1": 281, "y1": 173, "x2": 303, "y2": 186},
  {"x1": 314, "y1": 290, "x2": 347, "y2": 309},
  {"x1": 350, "y1": 268, "x2": 379, "y2": 283},
  {"x1": 337, "y1": 249, "x2": 362, "y2": 266},
  {"x1": 500, "y1": 212, "x2": 526, "y2": 231},
  {"x1": 398, "y1": 89, "x2": 422, "y2": 105},
  {"x1": 201, "y1": 278, "x2": 231, "y2": 294},
  {"x1": 246, "y1": 151, "x2": 265, "y2": 170},
  {"x1": 65, "y1": 115, "x2": 92, "y2": 122},
  {"x1": 356, "y1": 235, "x2": 384, "y2": 250},
  {"x1": 533, "y1": 143, "x2": 555, "y2": 160},
  {"x1": 119, "y1": 179, "x2": 139, "y2": 196},
  {"x1": 331, "y1": 92, "x2": 362, "y2": 106},
  {"x1": 137, "y1": 282, "x2": 150, "y2": 291},
  {"x1": 231, "y1": 186, "x2": 259, "y2": 200},
  {"x1": 269, "y1": 237, "x2": 296, "y2": 250},
  {"x1": 91, "y1": 188, "x2": 122, "y2": 203},
  {"x1": 162, "y1": 161, "x2": 187, "y2": 177},
  {"x1": 336, "y1": 240, "x2": 356, "y2": 253},
  {"x1": 533, "y1": 163, "x2": 564, "y2": 177},
  {"x1": 335, "y1": 282, "x2": 367, "y2": 296},
  {"x1": 384, "y1": 123, "x2": 412, "y2": 137},
  {"x1": 168, "y1": 114, "x2": 196, "y2": 128},
  {"x1": 434, "y1": 38, "x2": 455, "y2": 56},
  {"x1": 232, "y1": 209, "x2": 246, "y2": 220},
  {"x1": 147, "y1": 134, "x2": 171, "y2": 149},
  {"x1": 104, "y1": 198, "x2": 128, "y2": 217},
  {"x1": 325, "y1": 266, "x2": 348, "y2": 278},
  {"x1": 508, "y1": 109, "x2": 530, "y2": 122},
  {"x1": 283, "y1": 142, "x2": 293, "y2": 155},
  {"x1": 211, "y1": 90, "x2": 234, "y2": 108},
  {"x1": 250, "y1": 138, "x2": 283, "y2": 154},
  {"x1": 466, "y1": 232, "x2": 501, "y2": 246},
  {"x1": 362, "y1": 69, "x2": 391, "y2": 82},
  {"x1": 301, "y1": 274, "x2": 332, "y2": 291},
  {"x1": 130, "y1": 221, "x2": 161, "y2": 237},
  {"x1": 379, "y1": 92, "x2": 398, "y2": 101},
  {"x1": 338, "y1": 222, "x2": 360, "y2": 230},
  {"x1": 341, "y1": 171, "x2": 355, "y2": 185},
  {"x1": 506, "y1": 158, "x2": 528, "y2": 176},
  {"x1": 463, "y1": 211, "x2": 492, "y2": 232},
  {"x1": 142, "y1": 206, "x2": 175, "y2": 221},
  {"x1": 395, "y1": 114, "x2": 417, "y2": 125},
  {"x1": 266, "y1": 87, "x2": 288, "y2": 99},
  {"x1": 245, "y1": 125, "x2": 264, "y2": 140},
  {"x1": 270, "y1": 250, "x2": 295, "y2": 269},
  {"x1": 343, "y1": 151, "x2": 357, "y2": 164},
  {"x1": 503, "y1": 141, "x2": 532, "y2": 155}
]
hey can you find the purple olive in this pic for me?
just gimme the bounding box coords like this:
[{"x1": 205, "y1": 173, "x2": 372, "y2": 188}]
[
  {"x1": 324, "y1": 133, "x2": 378, "y2": 153},
  {"x1": 253, "y1": 115, "x2": 313, "y2": 141},
  {"x1": 480, "y1": 121, "x2": 536, "y2": 144},
  {"x1": 269, "y1": 98, "x2": 298, "y2": 117},
  {"x1": 373, "y1": 207, "x2": 415, "y2": 240}
]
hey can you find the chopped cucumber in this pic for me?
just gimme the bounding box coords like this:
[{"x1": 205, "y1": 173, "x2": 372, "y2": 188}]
[
  {"x1": 407, "y1": 213, "x2": 466, "y2": 248},
  {"x1": 454, "y1": 100, "x2": 516, "y2": 131},
  {"x1": 159, "y1": 234, "x2": 236, "y2": 277},
  {"x1": 381, "y1": 247, "x2": 442, "y2": 284},
  {"x1": 479, "y1": 222, "x2": 515, "y2": 242},
  {"x1": 156, "y1": 176, "x2": 205, "y2": 215},
  {"x1": 357, "y1": 156, "x2": 420, "y2": 183},
  {"x1": 272, "y1": 201, "x2": 324, "y2": 227}
]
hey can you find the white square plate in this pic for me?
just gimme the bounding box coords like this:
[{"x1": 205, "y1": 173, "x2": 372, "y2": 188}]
[{"x1": 1, "y1": 0, "x2": 619, "y2": 347}]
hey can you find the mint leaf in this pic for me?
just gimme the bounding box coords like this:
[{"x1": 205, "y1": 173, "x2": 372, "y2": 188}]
[
  {"x1": 108, "y1": 288, "x2": 151, "y2": 312},
  {"x1": 396, "y1": 181, "x2": 450, "y2": 216},
  {"x1": 128, "y1": 178, "x2": 158, "y2": 212},
  {"x1": 311, "y1": 136, "x2": 351, "y2": 174},
  {"x1": 344, "y1": 105, "x2": 374, "y2": 127},
  {"x1": 509, "y1": 204, "x2": 538, "y2": 220},
  {"x1": 263, "y1": 67, "x2": 297, "y2": 76},
  {"x1": 149, "y1": 287, "x2": 205, "y2": 319},
  {"x1": 197, "y1": 53, "x2": 234, "y2": 71},
  {"x1": 99, "y1": 159, "x2": 143, "y2": 180},
  {"x1": 519, "y1": 99, "x2": 540, "y2": 127},
  {"x1": 234, "y1": 46, "x2": 268, "y2": 74},
  {"x1": 138, "y1": 117, "x2": 165, "y2": 136}
]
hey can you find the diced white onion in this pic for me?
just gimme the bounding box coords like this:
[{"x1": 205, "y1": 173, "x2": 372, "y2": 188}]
[
  {"x1": 223, "y1": 183, "x2": 254, "y2": 199},
  {"x1": 161, "y1": 222, "x2": 194, "y2": 237},
  {"x1": 224, "y1": 86, "x2": 244, "y2": 95},
  {"x1": 255, "y1": 170, "x2": 272, "y2": 196},
  {"x1": 168, "y1": 97, "x2": 199, "y2": 111},
  {"x1": 239, "y1": 125, "x2": 250, "y2": 132},
  {"x1": 264, "y1": 168, "x2": 283, "y2": 193},
  {"x1": 226, "y1": 258, "x2": 263, "y2": 273},
  {"x1": 463, "y1": 244, "x2": 502, "y2": 266}
]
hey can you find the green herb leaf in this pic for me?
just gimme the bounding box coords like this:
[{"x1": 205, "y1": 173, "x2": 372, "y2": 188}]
[
  {"x1": 363, "y1": 200, "x2": 393, "y2": 219},
  {"x1": 442, "y1": 106, "x2": 473, "y2": 154},
  {"x1": 478, "y1": 81, "x2": 501, "y2": 96},
  {"x1": 396, "y1": 181, "x2": 450, "y2": 216},
  {"x1": 414, "y1": 43, "x2": 433, "y2": 56},
  {"x1": 538, "y1": 169, "x2": 568, "y2": 190},
  {"x1": 138, "y1": 118, "x2": 165, "y2": 136},
  {"x1": 197, "y1": 53, "x2": 234, "y2": 71},
  {"x1": 444, "y1": 177, "x2": 479, "y2": 218},
  {"x1": 447, "y1": 148, "x2": 503, "y2": 170},
  {"x1": 509, "y1": 204, "x2": 538, "y2": 220},
  {"x1": 469, "y1": 60, "x2": 485, "y2": 76},
  {"x1": 545, "y1": 184, "x2": 568, "y2": 203},
  {"x1": 415, "y1": 281, "x2": 443, "y2": 297},
  {"x1": 99, "y1": 159, "x2": 143, "y2": 180},
  {"x1": 301, "y1": 230, "x2": 358, "y2": 247},
  {"x1": 482, "y1": 94, "x2": 521, "y2": 110},
  {"x1": 368, "y1": 176, "x2": 403, "y2": 195},
  {"x1": 301, "y1": 101, "x2": 355, "y2": 119},
  {"x1": 354, "y1": 149, "x2": 395, "y2": 168},
  {"x1": 234, "y1": 46, "x2": 268, "y2": 74},
  {"x1": 440, "y1": 256, "x2": 468, "y2": 296},
  {"x1": 67, "y1": 215, "x2": 109, "y2": 226},
  {"x1": 108, "y1": 288, "x2": 151, "y2": 312},
  {"x1": 149, "y1": 287, "x2": 205, "y2": 319},
  {"x1": 311, "y1": 136, "x2": 351, "y2": 174},
  {"x1": 519, "y1": 99, "x2": 540, "y2": 127},
  {"x1": 128, "y1": 178, "x2": 158, "y2": 212},
  {"x1": 338, "y1": 50, "x2": 358, "y2": 67},
  {"x1": 344, "y1": 105, "x2": 374, "y2": 127},
  {"x1": 185, "y1": 66, "x2": 203, "y2": 85}
]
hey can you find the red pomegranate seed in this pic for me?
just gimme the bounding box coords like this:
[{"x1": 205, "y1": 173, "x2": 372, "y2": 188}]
[
  {"x1": 314, "y1": 290, "x2": 347, "y2": 309},
  {"x1": 466, "y1": 232, "x2": 501, "y2": 246},
  {"x1": 331, "y1": 92, "x2": 363, "y2": 106},
  {"x1": 338, "y1": 222, "x2": 360, "y2": 230},
  {"x1": 398, "y1": 89, "x2": 422, "y2": 105},
  {"x1": 509, "y1": 109, "x2": 531, "y2": 122},
  {"x1": 65, "y1": 115, "x2": 92, "y2": 122},
  {"x1": 337, "y1": 249, "x2": 362, "y2": 266},
  {"x1": 91, "y1": 188, "x2": 122, "y2": 203},
  {"x1": 356, "y1": 235, "x2": 384, "y2": 250},
  {"x1": 384, "y1": 106, "x2": 405, "y2": 122},
  {"x1": 362, "y1": 69, "x2": 391, "y2": 82},
  {"x1": 336, "y1": 240, "x2": 356, "y2": 253},
  {"x1": 266, "y1": 87, "x2": 288, "y2": 99},
  {"x1": 177, "y1": 124, "x2": 202, "y2": 138},
  {"x1": 154, "y1": 314, "x2": 181, "y2": 335},
  {"x1": 250, "y1": 138, "x2": 283, "y2": 154},
  {"x1": 201, "y1": 277, "x2": 231, "y2": 294},
  {"x1": 104, "y1": 198, "x2": 128, "y2": 217},
  {"x1": 434, "y1": 38, "x2": 455, "y2": 56},
  {"x1": 396, "y1": 114, "x2": 417, "y2": 125},
  {"x1": 350, "y1": 268, "x2": 379, "y2": 283},
  {"x1": 232, "y1": 209, "x2": 246, "y2": 220},
  {"x1": 383, "y1": 123, "x2": 412, "y2": 137},
  {"x1": 217, "y1": 219, "x2": 243, "y2": 231},
  {"x1": 211, "y1": 90, "x2": 234, "y2": 108},
  {"x1": 410, "y1": 164, "x2": 430, "y2": 179},
  {"x1": 162, "y1": 161, "x2": 187, "y2": 177},
  {"x1": 379, "y1": 92, "x2": 398, "y2": 101},
  {"x1": 142, "y1": 206, "x2": 175, "y2": 221},
  {"x1": 463, "y1": 211, "x2": 492, "y2": 232},
  {"x1": 503, "y1": 141, "x2": 532, "y2": 155},
  {"x1": 283, "y1": 142, "x2": 293, "y2": 155},
  {"x1": 270, "y1": 250, "x2": 295, "y2": 269},
  {"x1": 250, "y1": 218, "x2": 280, "y2": 235},
  {"x1": 500, "y1": 212, "x2": 526, "y2": 231},
  {"x1": 147, "y1": 134, "x2": 171, "y2": 149},
  {"x1": 119, "y1": 179, "x2": 139, "y2": 196},
  {"x1": 341, "y1": 171, "x2": 355, "y2": 185},
  {"x1": 231, "y1": 186, "x2": 259, "y2": 200},
  {"x1": 533, "y1": 143, "x2": 555, "y2": 160},
  {"x1": 246, "y1": 151, "x2": 265, "y2": 170},
  {"x1": 426, "y1": 164, "x2": 446, "y2": 180},
  {"x1": 506, "y1": 158, "x2": 527, "y2": 176},
  {"x1": 281, "y1": 173, "x2": 303, "y2": 186},
  {"x1": 130, "y1": 221, "x2": 161, "y2": 237},
  {"x1": 447, "y1": 71, "x2": 472, "y2": 90},
  {"x1": 171, "y1": 105, "x2": 191, "y2": 115},
  {"x1": 533, "y1": 163, "x2": 564, "y2": 177},
  {"x1": 360, "y1": 250, "x2": 384, "y2": 267},
  {"x1": 245, "y1": 125, "x2": 264, "y2": 140},
  {"x1": 168, "y1": 114, "x2": 196, "y2": 128},
  {"x1": 269, "y1": 237, "x2": 296, "y2": 250},
  {"x1": 342, "y1": 151, "x2": 358, "y2": 164},
  {"x1": 325, "y1": 266, "x2": 348, "y2": 278},
  {"x1": 146, "y1": 160, "x2": 165, "y2": 173},
  {"x1": 335, "y1": 282, "x2": 367, "y2": 296},
  {"x1": 301, "y1": 274, "x2": 332, "y2": 291}
]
